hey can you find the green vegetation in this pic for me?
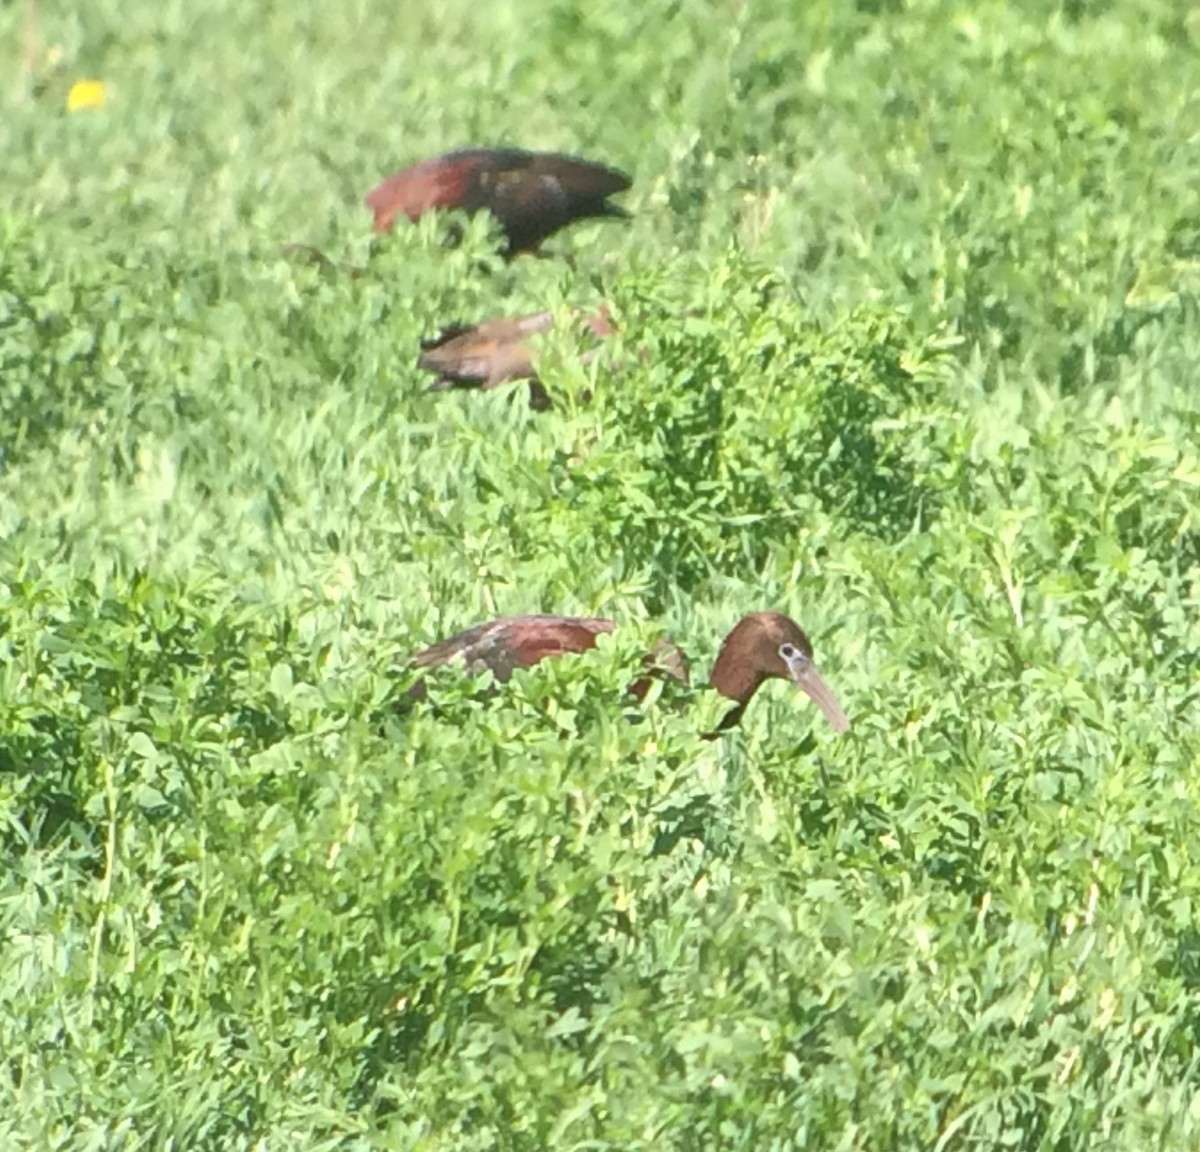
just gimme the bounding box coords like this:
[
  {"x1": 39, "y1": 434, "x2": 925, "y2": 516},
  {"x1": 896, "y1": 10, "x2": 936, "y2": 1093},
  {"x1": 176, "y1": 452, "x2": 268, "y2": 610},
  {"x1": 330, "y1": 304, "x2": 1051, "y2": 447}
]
[{"x1": 3, "y1": 0, "x2": 1200, "y2": 1147}]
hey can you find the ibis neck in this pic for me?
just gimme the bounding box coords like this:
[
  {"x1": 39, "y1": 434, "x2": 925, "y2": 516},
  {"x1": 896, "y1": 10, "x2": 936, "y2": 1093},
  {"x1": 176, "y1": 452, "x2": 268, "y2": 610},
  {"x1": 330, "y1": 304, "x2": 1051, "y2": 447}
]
[{"x1": 708, "y1": 653, "x2": 764, "y2": 711}]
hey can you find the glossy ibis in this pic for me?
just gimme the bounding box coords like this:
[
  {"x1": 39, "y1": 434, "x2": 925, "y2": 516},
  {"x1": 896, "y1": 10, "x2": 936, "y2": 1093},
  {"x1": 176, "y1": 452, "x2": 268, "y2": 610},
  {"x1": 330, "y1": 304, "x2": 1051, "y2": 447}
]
[
  {"x1": 409, "y1": 611, "x2": 849, "y2": 734},
  {"x1": 418, "y1": 307, "x2": 614, "y2": 410},
  {"x1": 365, "y1": 148, "x2": 632, "y2": 257}
]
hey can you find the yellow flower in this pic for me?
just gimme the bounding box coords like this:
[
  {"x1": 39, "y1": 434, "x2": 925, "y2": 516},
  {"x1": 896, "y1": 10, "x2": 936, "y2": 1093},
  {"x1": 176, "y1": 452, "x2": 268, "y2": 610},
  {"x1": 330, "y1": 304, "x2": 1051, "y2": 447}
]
[{"x1": 67, "y1": 80, "x2": 106, "y2": 113}]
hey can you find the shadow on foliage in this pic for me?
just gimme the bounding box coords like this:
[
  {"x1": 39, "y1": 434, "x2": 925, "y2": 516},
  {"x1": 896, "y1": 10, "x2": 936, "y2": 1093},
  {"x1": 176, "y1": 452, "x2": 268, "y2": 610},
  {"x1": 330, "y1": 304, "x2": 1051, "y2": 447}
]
[
  {"x1": 648, "y1": 792, "x2": 726, "y2": 858},
  {"x1": 3, "y1": 573, "x2": 300, "y2": 862},
  {"x1": 0, "y1": 715, "x2": 99, "y2": 864},
  {"x1": 806, "y1": 334, "x2": 943, "y2": 539},
  {"x1": 1057, "y1": 305, "x2": 1166, "y2": 397},
  {"x1": 0, "y1": 238, "x2": 225, "y2": 472},
  {"x1": 0, "y1": 271, "x2": 114, "y2": 470},
  {"x1": 341, "y1": 836, "x2": 631, "y2": 1113},
  {"x1": 559, "y1": 294, "x2": 949, "y2": 613}
]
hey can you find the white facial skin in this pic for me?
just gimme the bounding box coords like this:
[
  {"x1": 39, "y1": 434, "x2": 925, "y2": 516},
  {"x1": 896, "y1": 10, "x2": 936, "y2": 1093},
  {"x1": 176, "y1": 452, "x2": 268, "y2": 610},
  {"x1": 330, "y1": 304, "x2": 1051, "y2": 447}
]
[{"x1": 778, "y1": 641, "x2": 807, "y2": 672}]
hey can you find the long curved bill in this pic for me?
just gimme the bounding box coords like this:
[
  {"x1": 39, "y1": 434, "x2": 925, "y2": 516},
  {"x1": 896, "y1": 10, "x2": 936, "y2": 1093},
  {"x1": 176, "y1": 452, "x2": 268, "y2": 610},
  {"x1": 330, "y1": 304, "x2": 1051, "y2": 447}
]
[{"x1": 785, "y1": 657, "x2": 850, "y2": 734}]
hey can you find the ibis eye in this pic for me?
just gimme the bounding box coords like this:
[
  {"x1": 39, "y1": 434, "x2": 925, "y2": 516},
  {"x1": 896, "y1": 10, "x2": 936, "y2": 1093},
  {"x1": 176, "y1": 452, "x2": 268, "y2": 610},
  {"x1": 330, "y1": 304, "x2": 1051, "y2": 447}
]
[{"x1": 779, "y1": 643, "x2": 802, "y2": 662}]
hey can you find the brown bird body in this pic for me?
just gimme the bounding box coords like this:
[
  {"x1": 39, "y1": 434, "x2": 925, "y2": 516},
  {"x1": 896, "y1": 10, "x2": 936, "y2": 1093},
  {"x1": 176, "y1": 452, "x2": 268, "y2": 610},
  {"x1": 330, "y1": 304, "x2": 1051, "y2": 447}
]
[
  {"x1": 365, "y1": 148, "x2": 632, "y2": 257},
  {"x1": 418, "y1": 307, "x2": 614, "y2": 410},
  {"x1": 409, "y1": 611, "x2": 849, "y2": 734}
]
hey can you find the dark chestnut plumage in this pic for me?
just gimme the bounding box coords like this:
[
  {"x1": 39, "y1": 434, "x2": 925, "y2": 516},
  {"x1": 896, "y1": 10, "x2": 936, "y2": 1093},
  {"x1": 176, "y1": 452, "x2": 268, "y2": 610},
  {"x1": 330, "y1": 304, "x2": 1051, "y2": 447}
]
[
  {"x1": 365, "y1": 148, "x2": 632, "y2": 257},
  {"x1": 418, "y1": 307, "x2": 614, "y2": 410},
  {"x1": 409, "y1": 611, "x2": 849, "y2": 734}
]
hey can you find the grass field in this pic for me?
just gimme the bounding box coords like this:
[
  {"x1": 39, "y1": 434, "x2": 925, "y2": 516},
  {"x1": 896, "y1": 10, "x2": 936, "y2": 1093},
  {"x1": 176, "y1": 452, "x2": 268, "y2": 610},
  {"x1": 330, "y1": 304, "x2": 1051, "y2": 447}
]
[{"x1": 3, "y1": 0, "x2": 1200, "y2": 1147}]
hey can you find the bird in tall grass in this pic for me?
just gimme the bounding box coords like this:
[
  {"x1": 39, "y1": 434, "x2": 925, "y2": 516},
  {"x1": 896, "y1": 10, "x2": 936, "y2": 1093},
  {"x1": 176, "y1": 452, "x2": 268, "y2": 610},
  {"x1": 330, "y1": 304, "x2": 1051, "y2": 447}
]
[
  {"x1": 407, "y1": 611, "x2": 850, "y2": 735},
  {"x1": 417, "y1": 307, "x2": 615, "y2": 410},
  {"x1": 365, "y1": 148, "x2": 632, "y2": 257}
]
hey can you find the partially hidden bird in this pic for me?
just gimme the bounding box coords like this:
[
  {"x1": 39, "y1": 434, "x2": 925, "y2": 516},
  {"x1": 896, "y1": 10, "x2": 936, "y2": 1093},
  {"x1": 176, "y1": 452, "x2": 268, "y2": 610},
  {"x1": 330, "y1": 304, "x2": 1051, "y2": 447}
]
[
  {"x1": 365, "y1": 148, "x2": 632, "y2": 257},
  {"x1": 418, "y1": 307, "x2": 614, "y2": 411},
  {"x1": 408, "y1": 611, "x2": 850, "y2": 735}
]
